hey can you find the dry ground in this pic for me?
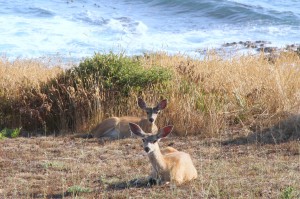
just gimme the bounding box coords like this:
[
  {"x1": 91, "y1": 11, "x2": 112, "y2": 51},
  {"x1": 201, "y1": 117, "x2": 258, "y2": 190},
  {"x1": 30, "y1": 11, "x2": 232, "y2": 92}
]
[{"x1": 0, "y1": 134, "x2": 299, "y2": 199}]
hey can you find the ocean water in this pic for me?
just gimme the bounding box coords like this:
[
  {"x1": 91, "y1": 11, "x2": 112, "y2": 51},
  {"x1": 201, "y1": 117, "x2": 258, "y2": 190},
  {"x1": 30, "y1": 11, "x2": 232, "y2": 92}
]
[{"x1": 0, "y1": 0, "x2": 299, "y2": 61}]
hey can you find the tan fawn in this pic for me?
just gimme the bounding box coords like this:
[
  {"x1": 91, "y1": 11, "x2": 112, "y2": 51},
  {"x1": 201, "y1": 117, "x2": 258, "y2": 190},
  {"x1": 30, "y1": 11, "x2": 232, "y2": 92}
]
[
  {"x1": 128, "y1": 122, "x2": 198, "y2": 185},
  {"x1": 90, "y1": 98, "x2": 167, "y2": 139}
]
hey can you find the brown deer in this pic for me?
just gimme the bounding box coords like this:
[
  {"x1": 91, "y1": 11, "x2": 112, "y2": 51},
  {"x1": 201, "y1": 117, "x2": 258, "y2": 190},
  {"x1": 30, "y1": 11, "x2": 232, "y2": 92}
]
[
  {"x1": 90, "y1": 98, "x2": 167, "y2": 139},
  {"x1": 129, "y1": 122, "x2": 198, "y2": 185}
]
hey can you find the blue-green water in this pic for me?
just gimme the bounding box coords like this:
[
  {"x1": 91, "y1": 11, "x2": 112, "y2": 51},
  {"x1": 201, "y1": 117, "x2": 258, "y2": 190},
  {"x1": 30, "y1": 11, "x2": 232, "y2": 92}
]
[{"x1": 0, "y1": 0, "x2": 299, "y2": 60}]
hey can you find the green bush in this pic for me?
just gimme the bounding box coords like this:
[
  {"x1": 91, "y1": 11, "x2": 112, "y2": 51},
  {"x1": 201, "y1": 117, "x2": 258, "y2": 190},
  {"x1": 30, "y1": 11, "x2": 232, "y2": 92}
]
[
  {"x1": 70, "y1": 52, "x2": 172, "y2": 95},
  {"x1": 0, "y1": 127, "x2": 21, "y2": 139}
]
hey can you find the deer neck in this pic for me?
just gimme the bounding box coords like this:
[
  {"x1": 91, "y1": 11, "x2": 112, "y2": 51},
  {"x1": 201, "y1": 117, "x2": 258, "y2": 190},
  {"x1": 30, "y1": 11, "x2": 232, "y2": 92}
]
[
  {"x1": 148, "y1": 147, "x2": 167, "y2": 171},
  {"x1": 139, "y1": 118, "x2": 157, "y2": 134}
]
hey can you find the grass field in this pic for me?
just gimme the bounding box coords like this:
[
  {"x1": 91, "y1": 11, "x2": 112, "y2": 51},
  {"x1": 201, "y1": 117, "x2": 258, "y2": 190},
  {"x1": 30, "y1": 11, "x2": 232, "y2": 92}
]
[
  {"x1": 0, "y1": 51, "x2": 300, "y2": 198},
  {"x1": 0, "y1": 135, "x2": 299, "y2": 198}
]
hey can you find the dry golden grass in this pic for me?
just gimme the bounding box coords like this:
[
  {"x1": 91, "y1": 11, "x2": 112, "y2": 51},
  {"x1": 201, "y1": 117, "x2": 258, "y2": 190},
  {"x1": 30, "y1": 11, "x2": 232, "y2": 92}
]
[
  {"x1": 0, "y1": 57, "x2": 63, "y2": 100},
  {"x1": 0, "y1": 57, "x2": 64, "y2": 131},
  {"x1": 0, "y1": 136, "x2": 299, "y2": 198},
  {"x1": 139, "y1": 52, "x2": 300, "y2": 138}
]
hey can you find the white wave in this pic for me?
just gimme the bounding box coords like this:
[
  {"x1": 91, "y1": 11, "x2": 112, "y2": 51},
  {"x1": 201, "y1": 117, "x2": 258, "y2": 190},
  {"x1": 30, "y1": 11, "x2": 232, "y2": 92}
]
[
  {"x1": 1, "y1": 0, "x2": 300, "y2": 61},
  {"x1": 227, "y1": 0, "x2": 300, "y2": 14}
]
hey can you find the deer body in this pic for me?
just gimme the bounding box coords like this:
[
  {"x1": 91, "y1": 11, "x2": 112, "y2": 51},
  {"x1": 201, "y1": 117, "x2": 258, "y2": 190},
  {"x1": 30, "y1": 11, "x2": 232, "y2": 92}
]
[
  {"x1": 91, "y1": 98, "x2": 167, "y2": 139},
  {"x1": 149, "y1": 148, "x2": 197, "y2": 185},
  {"x1": 91, "y1": 116, "x2": 157, "y2": 139},
  {"x1": 129, "y1": 123, "x2": 197, "y2": 185}
]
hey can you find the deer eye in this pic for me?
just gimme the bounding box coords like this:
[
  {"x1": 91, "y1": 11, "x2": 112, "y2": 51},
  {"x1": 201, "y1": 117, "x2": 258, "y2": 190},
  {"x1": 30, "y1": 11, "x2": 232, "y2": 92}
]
[
  {"x1": 142, "y1": 139, "x2": 145, "y2": 142},
  {"x1": 152, "y1": 140, "x2": 157, "y2": 144}
]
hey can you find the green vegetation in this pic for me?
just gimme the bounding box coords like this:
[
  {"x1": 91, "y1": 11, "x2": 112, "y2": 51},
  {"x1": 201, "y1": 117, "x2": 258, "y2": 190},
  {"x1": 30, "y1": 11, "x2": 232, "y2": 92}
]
[
  {"x1": 42, "y1": 161, "x2": 65, "y2": 170},
  {"x1": 67, "y1": 185, "x2": 91, "y2": 196},
  {"x1": 281, "y1": 186, "x2": 296, "y2": 199},
  {"x1": 0, "y1": 127, "x2": 21, "y2": 139},
  {"x1": 73, "y1": 52, "x2": 172, "y2": 94}
]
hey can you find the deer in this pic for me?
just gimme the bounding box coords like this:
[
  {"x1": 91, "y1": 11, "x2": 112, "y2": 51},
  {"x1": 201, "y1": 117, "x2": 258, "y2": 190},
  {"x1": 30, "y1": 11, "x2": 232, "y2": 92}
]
[
  {"x1": 128, "y1": 122, "x2": 198, "y2": 185},
  {"x1": 90, "y1": 98, "x2": 167, "y2": 139}
]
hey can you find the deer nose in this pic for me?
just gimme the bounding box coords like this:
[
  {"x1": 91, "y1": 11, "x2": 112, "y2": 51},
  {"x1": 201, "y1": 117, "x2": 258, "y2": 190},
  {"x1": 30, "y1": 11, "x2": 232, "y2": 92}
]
[
  {"x1": 149, "y1": 118, "x2": 154, "y2": 123},
  {"x1": 144, "y1": 147, "x2": 150, "y2": 153}
]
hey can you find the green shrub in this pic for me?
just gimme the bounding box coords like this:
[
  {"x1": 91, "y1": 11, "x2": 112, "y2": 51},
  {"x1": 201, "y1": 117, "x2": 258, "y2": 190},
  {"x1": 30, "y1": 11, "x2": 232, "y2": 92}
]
[
  {"x1": 71, "y1": 52, "x2": 172, "y2": 95},
  {"x1": 0, "y1": 127, "x2": 21, "y2": 139},
  {"x1": 281, "y1": 186, "x2": 296, "y2": 199}
]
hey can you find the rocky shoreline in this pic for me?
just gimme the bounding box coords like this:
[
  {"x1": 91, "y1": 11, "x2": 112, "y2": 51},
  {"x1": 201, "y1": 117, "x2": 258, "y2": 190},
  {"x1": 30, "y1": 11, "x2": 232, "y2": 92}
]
[{"x1": 222, "y1": 41, "x2": 300, "y2": 53}]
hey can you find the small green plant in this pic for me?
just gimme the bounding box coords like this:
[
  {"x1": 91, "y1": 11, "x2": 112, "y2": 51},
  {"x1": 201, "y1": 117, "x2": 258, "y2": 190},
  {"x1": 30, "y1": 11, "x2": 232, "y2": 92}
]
[
  {"x1": 0, "y1": 127, "x2": 21, "y2": 139},
  {"x1": 11, "y1": 128, "x2": 21, "y2": 138},
  {"x1": 42, "y1": 161, "x2": 65, "y2": 170},
  {"x1": 281, "y1": 186, "x2": 295, "y2": 199},
  {"x1": 67, "y1": 185, "x2": 91, "y2": 195},
  {"x1": 0, "y1": 132, "x2": 5, "y2": 140}
]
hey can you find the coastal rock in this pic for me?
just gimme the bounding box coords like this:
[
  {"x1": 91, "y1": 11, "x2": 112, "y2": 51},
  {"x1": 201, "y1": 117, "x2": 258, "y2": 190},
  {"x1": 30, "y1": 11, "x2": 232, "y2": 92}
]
[
  {"x1": 257, "y1": 47, "x2": 278, "y2": 53},
  {"x1": 221, "y1": 40, "x2": 300, "y2": 54}
]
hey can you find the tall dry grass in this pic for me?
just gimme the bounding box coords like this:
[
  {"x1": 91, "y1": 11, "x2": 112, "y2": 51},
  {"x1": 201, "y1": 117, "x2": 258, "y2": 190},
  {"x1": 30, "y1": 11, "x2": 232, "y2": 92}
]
[
  {"x1": 0, "y1": 57, "x2": 63, "y2": 132},
  {"x1": 0, "y1": 51, "x2": 300, "y2": 139},
  {"x1": 0, "y1": 57, "x2": 62, "y2": 98},
  {"x1": 140, "y1": 51, "x2": 300, "y2": 137}
]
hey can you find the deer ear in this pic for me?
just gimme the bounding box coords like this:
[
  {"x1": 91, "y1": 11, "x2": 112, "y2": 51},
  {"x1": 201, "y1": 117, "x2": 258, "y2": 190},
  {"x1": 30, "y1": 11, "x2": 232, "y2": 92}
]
[
  {"x1": 129, "y1": 123, "x2": 146, "y2": 137},
  {"x1": 157, "y1": 99, "x2": 167, "y2": 110},
  {"x1": 157, "y1": 125, "x2": 173, "y2": 138},
  {"x1": 138, "y1": 98, "x2": 147, "y2": 110}
]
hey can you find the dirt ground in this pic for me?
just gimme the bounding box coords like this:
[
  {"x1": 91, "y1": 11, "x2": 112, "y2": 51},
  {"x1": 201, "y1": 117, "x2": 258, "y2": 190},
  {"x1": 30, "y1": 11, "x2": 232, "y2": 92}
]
[{"x1": 0, "y1": 134, "x2": 299, "y2": 199}]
